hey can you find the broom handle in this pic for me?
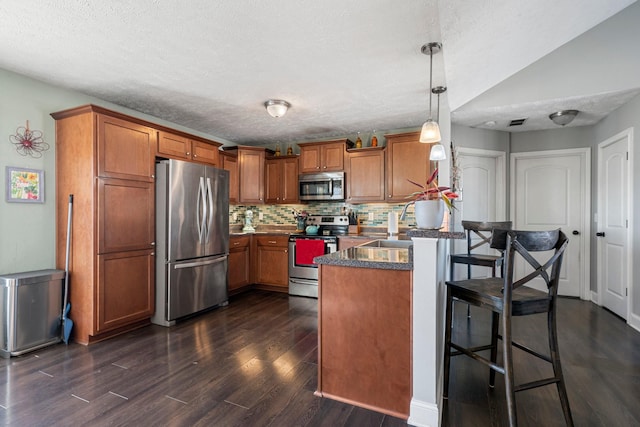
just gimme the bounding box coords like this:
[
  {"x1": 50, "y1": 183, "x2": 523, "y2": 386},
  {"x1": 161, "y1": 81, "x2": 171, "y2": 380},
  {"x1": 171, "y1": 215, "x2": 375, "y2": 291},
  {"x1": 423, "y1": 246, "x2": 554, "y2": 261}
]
[{"x1": 63, "y1": 194, "x2": 73, "y2": 313}]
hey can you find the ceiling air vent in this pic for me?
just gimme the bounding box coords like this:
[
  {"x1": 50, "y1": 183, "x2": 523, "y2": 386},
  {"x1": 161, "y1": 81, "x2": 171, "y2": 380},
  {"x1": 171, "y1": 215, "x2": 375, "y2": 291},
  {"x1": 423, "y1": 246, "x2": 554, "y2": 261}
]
[{"x1": 508, "y1": 118, "x2": 528, "y2": 127}]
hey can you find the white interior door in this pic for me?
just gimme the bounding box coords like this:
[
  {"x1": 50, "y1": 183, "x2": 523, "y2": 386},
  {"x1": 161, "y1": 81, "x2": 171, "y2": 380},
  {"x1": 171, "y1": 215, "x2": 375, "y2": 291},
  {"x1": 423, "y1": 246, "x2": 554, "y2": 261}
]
[
  {"x1": 598, "y1": 129, "x2": 632, "y2": 319},
  {"x1": 453, "y1": 148, "x2": 506, "y2": 279},
  {"x1": 511, "y1": 149, "x2": 590, "y2": 298}
]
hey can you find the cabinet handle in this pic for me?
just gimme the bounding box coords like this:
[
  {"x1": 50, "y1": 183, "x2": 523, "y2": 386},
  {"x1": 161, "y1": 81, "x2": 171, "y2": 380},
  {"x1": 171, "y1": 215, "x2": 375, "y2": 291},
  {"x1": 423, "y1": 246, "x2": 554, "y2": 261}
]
[
  {"x1": 268, "y1": 240, "x2": 277, "y2": 244},
  {"x1": 151, "y1": 242, "x2": 155, "y2": 246},
  {"x1": 323, "y1": 166, "x2": 327, "y2": 169},
  {"x1": 151, "y1": 252, "x2": 155, "y2": 256},
  {"x1": 151, "y1": 174, "x2": 155, "y2": 178},
  {"x1": 193, "y1": 154, "x2": 197, "y2": 158},
  {"x1": 186, "y1": 152, "x2": 190, "y2": 155},
  {"x1": 284, "y1": 249, "x2": 288, "y2": 253}
]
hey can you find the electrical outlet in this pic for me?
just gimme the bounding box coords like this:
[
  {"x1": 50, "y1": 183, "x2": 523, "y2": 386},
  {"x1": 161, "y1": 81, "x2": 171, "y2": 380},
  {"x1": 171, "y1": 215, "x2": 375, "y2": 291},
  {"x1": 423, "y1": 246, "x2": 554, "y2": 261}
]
[
  {"x1": 232, "y1": 212, "x2": 237, "y2": 221},
  {"x1": 368, "y1": 212, "x2": 374, "y2": 221},
  {"x1": 259, "y1": 212, "x2": 264, "y2": 220}
]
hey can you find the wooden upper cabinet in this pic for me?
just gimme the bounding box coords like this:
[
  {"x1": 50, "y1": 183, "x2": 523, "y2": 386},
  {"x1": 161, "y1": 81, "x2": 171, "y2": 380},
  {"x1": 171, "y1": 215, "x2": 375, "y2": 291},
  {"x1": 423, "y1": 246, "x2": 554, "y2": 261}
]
[
  {"x1": 385, "y1": 131, "x2": 434, "y2": 202},
  {"x1": 298, "y1": 139, "x2": 349, "y2": 173},
  {"x1": 157, "y1": 131, "x2": 221, "y2": 166},
  {"x1": 97, "y1": 178, "x2": 155, "y2": 254},
  {"x1": 265, "y1": 156, "x2": 299, "y2": 204},
  {"x1": 238, "y1": 147, "x2": 265, "y2": 204},
  {"x1": 346, "y1": 147, "x2": 386, "y2": 203},
  {"x1": 220, "y1": 151, "x2": 239, "y2": 204},
  {"x1": 97, "y1": 114, "x2": 156, "y2": 182}
]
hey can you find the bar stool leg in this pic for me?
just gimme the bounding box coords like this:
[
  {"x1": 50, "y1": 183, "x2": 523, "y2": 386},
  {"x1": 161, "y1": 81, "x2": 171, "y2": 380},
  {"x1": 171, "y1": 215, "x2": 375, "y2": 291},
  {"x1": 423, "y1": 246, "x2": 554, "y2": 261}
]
[
  {"x1": 489, "y1": 311, "x2": 499, "y2": 388},
  {"x1": 502, "y1": 308, "x2": 517, "y2": 426},
  {"x1": 443, "y1": 287, "x2": 454, "y2": 399},
  {"x1": 548, "y1": 306, "x2": 574, "y2": 426}
]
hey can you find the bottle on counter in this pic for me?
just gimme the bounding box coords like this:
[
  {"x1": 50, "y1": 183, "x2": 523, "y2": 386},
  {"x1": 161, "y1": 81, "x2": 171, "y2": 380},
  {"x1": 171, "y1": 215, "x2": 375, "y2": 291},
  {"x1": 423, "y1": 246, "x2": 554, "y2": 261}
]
[
  {"x1": 355, "y1": 132, "x2": 362, "y2": 148},
  {"x1": 371, "y1": 131, "x2": 378, "y2": 147}
]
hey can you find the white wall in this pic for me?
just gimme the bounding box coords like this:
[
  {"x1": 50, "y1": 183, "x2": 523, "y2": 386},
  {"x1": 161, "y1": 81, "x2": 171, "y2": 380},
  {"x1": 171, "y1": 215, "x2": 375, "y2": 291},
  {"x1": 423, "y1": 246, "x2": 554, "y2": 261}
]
[{"x1": 0, "y1": 68, "x2": 233, "y2": 275}]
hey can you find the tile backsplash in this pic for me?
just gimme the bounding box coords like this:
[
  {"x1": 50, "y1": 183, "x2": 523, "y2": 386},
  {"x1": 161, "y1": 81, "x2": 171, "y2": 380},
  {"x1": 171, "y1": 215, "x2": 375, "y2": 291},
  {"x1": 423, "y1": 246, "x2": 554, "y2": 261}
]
[{"x1": 230, "y1": 202, "x2": 417, "y2": 228}]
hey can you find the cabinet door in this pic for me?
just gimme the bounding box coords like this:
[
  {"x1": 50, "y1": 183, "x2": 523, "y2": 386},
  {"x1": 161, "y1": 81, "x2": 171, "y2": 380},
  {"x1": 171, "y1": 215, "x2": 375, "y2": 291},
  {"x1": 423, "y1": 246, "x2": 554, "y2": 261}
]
[
  {"x1": 229, "y1": 236, "x2": 251, "y2": 292},
  {"x1": 322, "y1": 143, "x2": 345, "y2": 171},
  {"x1": 98, "y1": 178, "x2": 155, "y2": 254},
  {"x1": 238, "y1": 148, "x2": 265, "y2": 204},
  {"x1": 281, "y1": 157, "x2": 299, "y2": 203},
  {"x1": 158, "y1": 131, "x2": 190, "y2": 160},
  {"x1": 386, "y1": 132, "x2": 433, "y2": 202},
  {"x1": 221, "y1": 153, "x2": 238, "y2": 203},
  {"x1": 97, "y1": 114, "x2": 156, "y2": 182},
  {"x1": 346, "y1": 149, "x2": 385, "y2": 202},
  {"x1": 299, "y1": 145, "x2": 322, "y2": 173},
  {"x1": 97, "y1": 249, "x2": 154, "y2": 333},
  {"x1": 191, "y1": 140, "x2": 219, "y2": 166},
  {"x1": 255, "y1": 236, "x2": 288, "y2": 289},
  {"x1": 264, "y1": 159, "x2": 281, "y2": 204}
]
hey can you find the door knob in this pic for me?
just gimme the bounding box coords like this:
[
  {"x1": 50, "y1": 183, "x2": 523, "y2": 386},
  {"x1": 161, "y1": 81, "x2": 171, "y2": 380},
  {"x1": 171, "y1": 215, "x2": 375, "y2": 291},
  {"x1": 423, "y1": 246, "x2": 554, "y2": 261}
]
[
  {"x1": 596, "y1": 232, "x2": 605, "y2": 237},
  {"x1": 572, "y1": 230, "x2": 580, "y2": 235}
]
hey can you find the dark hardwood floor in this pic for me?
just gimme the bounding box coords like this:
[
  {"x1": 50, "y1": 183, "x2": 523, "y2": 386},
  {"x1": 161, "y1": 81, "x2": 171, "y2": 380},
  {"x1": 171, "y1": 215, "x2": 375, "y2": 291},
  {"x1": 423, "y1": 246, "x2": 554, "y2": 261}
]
[{"x1": 0, "y1": 291, "x2": 638, "y2": 426}]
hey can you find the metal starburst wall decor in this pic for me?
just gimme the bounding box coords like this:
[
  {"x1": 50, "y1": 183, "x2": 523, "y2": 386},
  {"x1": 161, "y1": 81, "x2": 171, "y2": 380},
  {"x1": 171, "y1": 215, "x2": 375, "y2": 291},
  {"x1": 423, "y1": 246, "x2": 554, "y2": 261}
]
[{"x1": 9, "y1": 120, "x2": 49, "y2": 158}]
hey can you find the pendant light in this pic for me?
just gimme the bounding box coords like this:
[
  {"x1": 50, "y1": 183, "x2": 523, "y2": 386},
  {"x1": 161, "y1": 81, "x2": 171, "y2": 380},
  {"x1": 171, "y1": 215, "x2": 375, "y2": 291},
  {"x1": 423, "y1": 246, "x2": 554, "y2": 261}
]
[
  {"x1": 419, "y1": 42, "x2": 442, "y2": 143},
  {"x1": 429, "y1": 86, "x2": 447, "y2": 160}
]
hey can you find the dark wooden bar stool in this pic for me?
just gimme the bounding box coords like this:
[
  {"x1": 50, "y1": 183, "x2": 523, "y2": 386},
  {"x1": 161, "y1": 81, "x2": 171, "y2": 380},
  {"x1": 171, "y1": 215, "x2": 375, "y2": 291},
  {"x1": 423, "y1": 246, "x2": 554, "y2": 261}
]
[
  {"x1": 443, "y1": 229, "x2": 573, "y2": 426},
  {"x1": 449, "y1": 220, "x2": 512, "y2": 316}
]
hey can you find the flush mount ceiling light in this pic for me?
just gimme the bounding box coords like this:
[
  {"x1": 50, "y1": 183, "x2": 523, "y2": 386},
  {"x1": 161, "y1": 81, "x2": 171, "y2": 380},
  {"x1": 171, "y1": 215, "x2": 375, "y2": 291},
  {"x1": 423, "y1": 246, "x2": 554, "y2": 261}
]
[
  {"x1": 264, "y1": 99, "x2": 291, "y2": 118},
  {"x1": 429, "y1": 86, "x2": 447, "y2": 160},
  {"x1": 549, "y1": 110, "x2": 579, "y2": 126},
  {"x1": 419, "y1": 42, "x2": 442, "y2": 144}
]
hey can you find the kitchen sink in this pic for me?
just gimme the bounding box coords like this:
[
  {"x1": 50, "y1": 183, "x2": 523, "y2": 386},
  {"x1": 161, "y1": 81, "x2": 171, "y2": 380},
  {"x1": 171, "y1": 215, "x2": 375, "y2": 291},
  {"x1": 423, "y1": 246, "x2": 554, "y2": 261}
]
[{"x1": 358, "y1": 239, "x2": 413, "y2": 249}]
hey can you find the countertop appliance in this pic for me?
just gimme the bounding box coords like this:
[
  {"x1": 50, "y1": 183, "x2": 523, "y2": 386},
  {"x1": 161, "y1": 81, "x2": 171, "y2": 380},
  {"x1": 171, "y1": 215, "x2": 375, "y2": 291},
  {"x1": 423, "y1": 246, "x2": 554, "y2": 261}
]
[
  {"x1": 299, "y1": 172, "x2": 345, "y2": 201},
  {"x1": 152, "y1": 159, "x2": 229, "y2": 327},
  {"x1": 288, "y1": 215, "x2": 348, "y2": 298}
]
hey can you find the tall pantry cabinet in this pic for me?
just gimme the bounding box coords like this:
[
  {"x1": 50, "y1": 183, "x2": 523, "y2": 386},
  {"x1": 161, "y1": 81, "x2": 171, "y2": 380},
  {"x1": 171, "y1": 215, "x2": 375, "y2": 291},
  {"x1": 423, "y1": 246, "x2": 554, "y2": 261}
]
[{"x1": 52, "y1": 105, "x2": 156, "y2": 345}]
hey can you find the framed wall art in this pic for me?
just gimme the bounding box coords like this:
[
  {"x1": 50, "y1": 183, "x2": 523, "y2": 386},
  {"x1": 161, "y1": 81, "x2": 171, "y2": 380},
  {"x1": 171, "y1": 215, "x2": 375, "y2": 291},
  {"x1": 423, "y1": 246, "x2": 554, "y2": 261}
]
[{"x1": 5, "y1": 166, "x2": 45, "y2": 203}]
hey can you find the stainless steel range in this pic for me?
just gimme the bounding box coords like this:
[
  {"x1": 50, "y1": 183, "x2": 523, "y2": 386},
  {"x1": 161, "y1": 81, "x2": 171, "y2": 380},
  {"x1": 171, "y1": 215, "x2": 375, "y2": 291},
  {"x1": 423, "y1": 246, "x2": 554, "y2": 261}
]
[{"x1": 288, "y1": 215, "x2": 349, "y2": 298}]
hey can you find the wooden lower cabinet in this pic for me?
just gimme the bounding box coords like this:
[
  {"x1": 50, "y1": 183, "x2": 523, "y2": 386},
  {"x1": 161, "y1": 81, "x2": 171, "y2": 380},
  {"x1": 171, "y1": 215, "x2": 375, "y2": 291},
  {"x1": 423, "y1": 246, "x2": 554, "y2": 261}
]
[
  {"x1": 97, "y1": 250, "x2": 154, "y2": 333},
  {"x1": 228, "y1": 235, "x2": 251, "y2": 294},
  {"x1": 253, "y1": 235, "x2": 289, "y2": 292},
  {"x1": 317, "y1": 264, "x2": 411, "y2": 419}
]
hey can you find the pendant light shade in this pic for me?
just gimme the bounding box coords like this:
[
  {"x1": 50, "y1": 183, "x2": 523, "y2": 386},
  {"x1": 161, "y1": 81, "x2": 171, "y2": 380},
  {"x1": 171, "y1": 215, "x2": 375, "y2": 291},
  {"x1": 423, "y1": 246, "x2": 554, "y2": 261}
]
[
  {"x1": 429, "y1": 143, "x2": 447, "y2": 160},
  {"x1": 420, "y1": 120, "x2": 441, "y2": 143},
  {"x1": 428, "y1": 85, "x2": 447, "y2": 159},
  {"x1": 419, "y1": 42, "x2": 442, "y2": 144}
]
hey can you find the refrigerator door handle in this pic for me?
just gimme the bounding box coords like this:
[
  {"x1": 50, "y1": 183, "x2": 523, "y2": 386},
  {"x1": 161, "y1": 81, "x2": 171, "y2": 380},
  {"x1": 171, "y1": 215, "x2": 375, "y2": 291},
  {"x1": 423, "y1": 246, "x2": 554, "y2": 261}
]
[
  {"x1": 173, "y1": 256, "x2": 227, "y2": 269},
  {"x1": 197, "y1": 176, "x2": 207, "y2": 244},
  {"x1": 206, "y1": 177, "x2": 214, "y2": 243}
]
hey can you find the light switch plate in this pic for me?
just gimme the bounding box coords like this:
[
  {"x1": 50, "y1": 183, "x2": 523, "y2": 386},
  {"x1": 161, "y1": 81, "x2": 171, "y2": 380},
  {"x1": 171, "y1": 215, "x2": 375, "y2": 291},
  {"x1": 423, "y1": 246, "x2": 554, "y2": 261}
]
[
  {"x1": 259, "y1": 212, "x2": 264, "y2": 220},
  {"x1": 232, "y1": 212, "x2": 237, "y2": 221},
  {"x1": 368, "y1": 212, "x2": 374, "y2": 221}
]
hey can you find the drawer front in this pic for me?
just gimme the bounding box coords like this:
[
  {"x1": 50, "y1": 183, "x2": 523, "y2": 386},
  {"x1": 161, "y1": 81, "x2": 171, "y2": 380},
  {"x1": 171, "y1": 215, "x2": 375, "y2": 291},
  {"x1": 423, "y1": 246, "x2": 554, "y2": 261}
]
[
  {"x1": 255, "y1": 235, "x2": 288, "y2": 247},
  {"x1": 230, "y1": 235, "x2": 251, "y2": 249}
]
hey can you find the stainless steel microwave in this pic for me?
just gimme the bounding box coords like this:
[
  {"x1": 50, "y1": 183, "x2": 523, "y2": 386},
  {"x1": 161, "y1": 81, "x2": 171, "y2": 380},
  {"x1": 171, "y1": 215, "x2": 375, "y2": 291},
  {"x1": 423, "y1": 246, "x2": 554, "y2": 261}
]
[{"x1": 299, "y1": 172, "x2": 345, "y2": 201}]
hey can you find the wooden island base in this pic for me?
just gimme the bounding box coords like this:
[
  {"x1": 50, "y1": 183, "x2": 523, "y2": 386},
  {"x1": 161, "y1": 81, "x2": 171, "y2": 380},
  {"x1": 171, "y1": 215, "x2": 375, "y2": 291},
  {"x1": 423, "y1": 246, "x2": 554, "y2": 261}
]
[{"x1": 317, "y1": 264, "x2": 412, "y2": 419}]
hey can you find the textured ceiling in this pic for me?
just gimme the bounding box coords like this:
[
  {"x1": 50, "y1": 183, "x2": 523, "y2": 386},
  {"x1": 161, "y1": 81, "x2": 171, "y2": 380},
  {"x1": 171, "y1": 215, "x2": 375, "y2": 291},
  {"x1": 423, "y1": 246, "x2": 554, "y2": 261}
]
[{"x1": 0, "y1": 0, "x2": 636, "y2": 146}]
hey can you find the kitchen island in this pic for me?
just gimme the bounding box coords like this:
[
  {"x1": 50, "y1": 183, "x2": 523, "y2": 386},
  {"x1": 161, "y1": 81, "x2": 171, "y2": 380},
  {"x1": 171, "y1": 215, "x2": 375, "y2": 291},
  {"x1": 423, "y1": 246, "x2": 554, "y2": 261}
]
[{"x1": 315, "y1": 228, "x2": 463, "y2": 426}]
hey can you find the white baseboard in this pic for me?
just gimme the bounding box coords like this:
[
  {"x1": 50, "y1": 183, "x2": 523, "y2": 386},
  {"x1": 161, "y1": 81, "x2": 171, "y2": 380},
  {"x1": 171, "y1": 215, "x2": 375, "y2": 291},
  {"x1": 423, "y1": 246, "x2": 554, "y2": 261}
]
[{"x1": 408, "y1": 398, "x2": 440, "y2": 427}]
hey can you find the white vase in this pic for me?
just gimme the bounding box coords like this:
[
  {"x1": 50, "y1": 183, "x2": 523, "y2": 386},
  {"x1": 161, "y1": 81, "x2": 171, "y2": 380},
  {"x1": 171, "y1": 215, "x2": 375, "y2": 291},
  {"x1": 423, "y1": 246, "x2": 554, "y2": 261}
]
[{"x1": 414, "y1": 199, "x2": 445, "y2": 229}]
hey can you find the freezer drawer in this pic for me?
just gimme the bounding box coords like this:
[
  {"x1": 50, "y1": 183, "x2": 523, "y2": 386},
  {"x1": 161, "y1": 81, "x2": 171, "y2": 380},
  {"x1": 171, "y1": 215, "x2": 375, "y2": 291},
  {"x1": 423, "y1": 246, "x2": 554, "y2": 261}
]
[
  {"x1": 0, "y1": 269, "x2": 64, "y2": 358},
  {"x1": 167, "y1": 255, "x2": 228, "y2": 321}
]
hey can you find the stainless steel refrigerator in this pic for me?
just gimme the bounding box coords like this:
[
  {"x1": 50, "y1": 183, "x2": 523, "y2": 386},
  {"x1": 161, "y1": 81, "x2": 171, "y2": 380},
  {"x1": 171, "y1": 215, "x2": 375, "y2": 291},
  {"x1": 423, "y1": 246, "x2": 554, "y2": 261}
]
[{"x1": 152, "y1": 159, "x2": 229, "y2": 327}]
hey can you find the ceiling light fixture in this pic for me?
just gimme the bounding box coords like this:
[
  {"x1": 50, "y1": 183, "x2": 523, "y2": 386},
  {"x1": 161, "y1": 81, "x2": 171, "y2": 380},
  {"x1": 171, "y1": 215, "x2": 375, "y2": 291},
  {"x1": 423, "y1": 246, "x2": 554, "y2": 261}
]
[
  {"x1": 419, "y1": 42, "x2": 442, "y2": 144},
  {"x1": 429, "y1": 86, "x2": 447, "y2": 160},
  {"x1": 549, "y1": 110, "x2": 578, "y2": 126},
  {"x1": 265, "y1": 99, "x2": 291, "y2": 118}
]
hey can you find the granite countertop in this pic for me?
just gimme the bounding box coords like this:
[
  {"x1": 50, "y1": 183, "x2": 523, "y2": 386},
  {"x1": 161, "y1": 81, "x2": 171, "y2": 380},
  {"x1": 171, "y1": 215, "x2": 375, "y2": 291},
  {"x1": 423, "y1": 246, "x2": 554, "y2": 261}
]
[{"x1": 314, "y1": 243, "x2": 413, "y2": 271}]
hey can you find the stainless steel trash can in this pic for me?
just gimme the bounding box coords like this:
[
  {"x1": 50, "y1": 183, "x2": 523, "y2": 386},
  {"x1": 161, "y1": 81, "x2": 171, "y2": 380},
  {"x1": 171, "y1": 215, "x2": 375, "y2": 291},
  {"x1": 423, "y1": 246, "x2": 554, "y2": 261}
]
[{"x1": 0, "y1": 269, "x2": 64, "y2": 358}]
